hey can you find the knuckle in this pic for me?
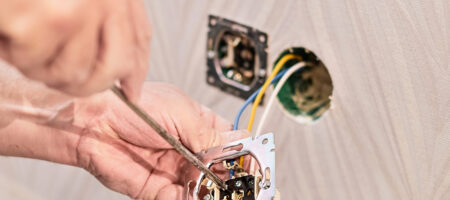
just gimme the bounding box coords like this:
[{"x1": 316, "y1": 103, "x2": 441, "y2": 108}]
[
  {"x1": 49, "y1": 63, "x2": 92, "y2": 86},
  {"x1": 44, "y1": 1, "x2": 89, "y2": 32},
  {"x1": 7, "y1": 20, "x2": 31, "y2": 44},
  {"x1": 45, "y1": 8, "x2": 76, "y2": 31}
]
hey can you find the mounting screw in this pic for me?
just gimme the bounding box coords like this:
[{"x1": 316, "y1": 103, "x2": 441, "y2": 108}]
[
  {"x1": 210, "y1": 18, "x2": 217, "y2": 26},
  {"x1": 259, "y1": 69, "x2": 266, "y2": 76},
  {"x1": 259, "y1": 35, "x2": 266, "y2": 42},
  {"x1": 262, "y1": 180, "x2": 271, "y2": 189},
  {"x1": 235, "y1": 180, "x2": 242, "y2": 187},
  {"x1": 207, "y1": 76, "x2": 215, "y2": 84},
  {"x1": 203, "y1": 194, "x2": 212, "y2": 200},
  {"x1": 207, "y1": 50, "x2": 215, "y2": 58}
]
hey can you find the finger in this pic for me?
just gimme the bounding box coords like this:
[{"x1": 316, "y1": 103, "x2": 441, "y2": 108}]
[
  {"x1": 120, "y1": 68, "x2": 147, "y2": 103},
  {"x1": 43, "y1": 8, "x2": 101, "y2": 92},
  {"x1": 76, "y1": 125, "x2": 153, "y2": 199},
  {"x1": 137, "y1": 150, "x2": 185, "y2": 200},
  {"x1": 106, "y1": 83, "x2": 187, "y2": 149},
  {"x1": 1, "y1": 21, "x2": 67, "y2": 82},
  {"x1": 0, "y1": 8, "x2": 66, "y2": 70},
  {"x1": 127, "y1": 0, "x2": 151, "y2": 50},
  {"x1": 0, "y1": 33, "x2": 10, "y2": 62},
  {"x1": 177, "y1": 103, "x2": 235, "y2": 153},
  {"x1": 155, "y1": 184, "x2": 184, "y2": 200},
  {"x1": 74, "y1": 4, "x2": 133, "y2": 97},
  {"x1": 197, "y1": 105, "x2": 233, "y2": 132},
  {"x1": 217, "y1": 130, "x2": 250, "y2": 145},
  {"x1": 2, "y1": 0, "x2": 90, "y2": 77},
  {"x1": 0, "y1": 1, "x2": 100, "y2": 91},
  {"x1": 120, "y1": 0, "x2": 151, "y2": 102},
  {"x1": 190, "y1": 130, "x2": 250, "y2": 153}
]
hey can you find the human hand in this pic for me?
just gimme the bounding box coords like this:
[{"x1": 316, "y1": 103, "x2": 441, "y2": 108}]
[
  {"x1": 74, "y1": 82, "x2": 248, "y2": 199},
  {"x1": 0, "y1": 67, "x2": 248, "y2": 199},
  {"x1": 0, "y1": 0, "x2": 150, "y2": 102}
]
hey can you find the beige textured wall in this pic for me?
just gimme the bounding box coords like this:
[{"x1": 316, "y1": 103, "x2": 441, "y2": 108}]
[
  {"x1": 0, "y1": 0, "x2": 448, "y2": 199},
  {"x1": 146, "y1": 0, "x2": 449, "y2": 199}
]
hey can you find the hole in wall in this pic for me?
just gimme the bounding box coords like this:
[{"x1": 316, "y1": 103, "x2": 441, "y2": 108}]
[{"x1": 273, "y1": 47, "x2": 333, "y2": 123}]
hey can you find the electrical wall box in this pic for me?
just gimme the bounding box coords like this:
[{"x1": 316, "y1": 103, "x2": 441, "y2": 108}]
[{"x1": 206, "y1": 15, "x2": 268, "y2": 100}]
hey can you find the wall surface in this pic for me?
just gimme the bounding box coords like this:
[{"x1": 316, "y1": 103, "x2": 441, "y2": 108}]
[{"x1": 0, "y1": 0, "x2": 448, "y2": 199}]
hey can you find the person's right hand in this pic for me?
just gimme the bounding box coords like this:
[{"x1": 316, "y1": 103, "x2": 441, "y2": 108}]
[
  {"x1": 0, "y1": 0, "x2": 150, "y2": 102},
  {"x1": 74, "y1": 82, "x2": 249, "y2": 199}
]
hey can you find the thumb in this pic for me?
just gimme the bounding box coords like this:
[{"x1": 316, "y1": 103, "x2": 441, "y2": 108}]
[
  {"x1": 216, "y1": 130, "x2": 251, "y2": 145},
  {"x1": 203, "y1": 130, "x2": 250, "y2": 152},
  {"x1": 120, "y1": 73, "x2": 145, "y2": 103}
]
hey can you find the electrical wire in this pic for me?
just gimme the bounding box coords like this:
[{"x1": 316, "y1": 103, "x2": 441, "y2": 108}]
[
  {"x1": 233, "y1": 54, "x2": 301, "y2": 167},
  {"x1": 246, "y1": 54, "x2": 302, "y2": 132},
  {"x1": 232, "y1": 68, "x2": 290, "y2": 167},
  {"x1": 233, "y1": 67, "x2": 294, "y2": 131},
  {"x1": 249, "y1": 62, "x2": 307, "y2": 174},
  {"x1": 253, "y1": 62, "x2": 307, "y2": 138},
  {"x1": 229, "y1": 160, "x2": 235, "y2": 179}
]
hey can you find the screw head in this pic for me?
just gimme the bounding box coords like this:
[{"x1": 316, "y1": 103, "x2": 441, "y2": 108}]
[
  {"x1": 262, "y1": 180, "x2": 271, "y2": 189},
  {"x1": 259, "y1": 69, "x2": 266, "y2": 76},
  {"x1": 207, "y1": 76, "x2": 215, "y2": 84},
  {"x1": 259, "y1": 35, "x2": 266, "y2": 42},
  {"x1": 207, "y1": 51, "x2": 215, "y2": 58},
  {"x1": 235, "y1": 180, "x2": 242, "y2": 187},
  {"x1": 210, "y1": 18, "x2": 217, "y2": 26}
]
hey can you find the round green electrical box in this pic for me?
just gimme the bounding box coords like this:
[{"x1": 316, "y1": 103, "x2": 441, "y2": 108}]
[{"x1": 273, "y1": 47, "x2": 333, "y2": 123}]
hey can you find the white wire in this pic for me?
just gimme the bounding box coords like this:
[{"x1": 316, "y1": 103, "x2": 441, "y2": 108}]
[
  {"x1": 249, "y1": 62, "x2": 306, "y2": 175},
  {"x1": 253, "y1": 62, "x2": 306, "y2": 138}
]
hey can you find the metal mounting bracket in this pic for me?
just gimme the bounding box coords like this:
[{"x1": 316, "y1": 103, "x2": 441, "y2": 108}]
[{"x1": 185, "y1": 133, "x2": 276, "y2": 200}]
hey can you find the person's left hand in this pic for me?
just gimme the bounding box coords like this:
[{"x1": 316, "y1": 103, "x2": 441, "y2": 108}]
[
  {"x1": 73, "y1": 82, "x2": 248, "y2": 199},
  {"x1": 0, "y1": 0, "x2": 151, "y2": 101}
]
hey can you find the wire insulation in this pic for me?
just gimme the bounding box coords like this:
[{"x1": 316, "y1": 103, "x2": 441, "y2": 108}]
[
  {"x1": 233, "y1": 54, "x2": 301, "y2": 167},
  {"x1": 233, "y1": 68, "x2": 291, "y2": 131},
  {"x1": 233, "y1": 66, "x2": 290, "y2": 167},
  {"x1": 246, "y1": 54, "x2": 302, "y2": 132},
  {"x1": 253, "y1": 62, "x2": 306, "y2": 138},
  {"x1": 249, "y1": 62, "x2": 306, "y2": 173}
]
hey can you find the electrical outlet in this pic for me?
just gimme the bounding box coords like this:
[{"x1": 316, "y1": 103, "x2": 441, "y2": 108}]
[{"x1": 206, "y1": 15, "x2": 268, "y2": 100}]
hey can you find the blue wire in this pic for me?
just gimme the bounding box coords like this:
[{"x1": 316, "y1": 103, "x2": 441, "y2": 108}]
[
  {"x1": 233, "y1": 68, "x2": 291, "y2": 130},
  {"x1": 229, "y1": 160, "x2": 235, "y2": 179},
  {"x1": 229, "y1": 67, "x2": 304, "y2": 177}
]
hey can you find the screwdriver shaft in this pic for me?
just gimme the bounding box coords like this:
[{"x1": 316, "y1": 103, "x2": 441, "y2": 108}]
[{"x1": 110, "y1": 86, "x2": 227, "y2": 189}]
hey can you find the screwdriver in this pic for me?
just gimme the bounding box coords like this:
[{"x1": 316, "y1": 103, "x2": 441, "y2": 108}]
[{"x1": 110, "y1": 86, "x2": 227, "y2": 189}]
